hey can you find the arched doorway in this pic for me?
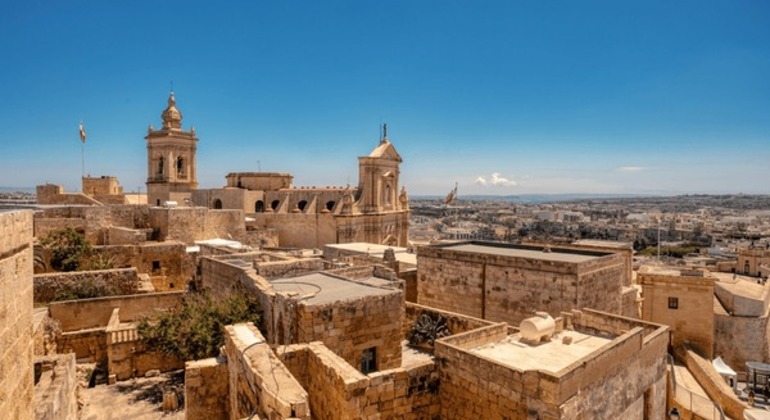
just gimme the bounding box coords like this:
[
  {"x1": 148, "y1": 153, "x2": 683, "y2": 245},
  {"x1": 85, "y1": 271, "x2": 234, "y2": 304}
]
[
  {"x1": 255, "y1": 200, "x2": 265, "y2": 213},
  {"x1": 213, "y1": 199, "x2": 222, "y2": 209}
]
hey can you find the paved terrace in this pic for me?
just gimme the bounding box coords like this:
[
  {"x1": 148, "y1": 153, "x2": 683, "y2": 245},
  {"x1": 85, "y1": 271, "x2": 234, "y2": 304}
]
[{"x1": 271, "y1": 272, "x2": 398, "y2": 305}]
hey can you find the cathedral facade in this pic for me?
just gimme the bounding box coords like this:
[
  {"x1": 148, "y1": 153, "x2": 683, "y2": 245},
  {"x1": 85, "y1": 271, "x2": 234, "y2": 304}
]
[{"x1": 145, "y1": 93, "x2": 409, "y2": 249}]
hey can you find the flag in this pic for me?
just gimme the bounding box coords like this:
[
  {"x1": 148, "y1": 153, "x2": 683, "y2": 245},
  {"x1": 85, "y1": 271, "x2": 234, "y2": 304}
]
[
  {"x1": 444, "y1": 182, "x2": 458, "y2": 205},
  {"x1": 78, "y1": 122, "x2": 87, "y2": 143}
]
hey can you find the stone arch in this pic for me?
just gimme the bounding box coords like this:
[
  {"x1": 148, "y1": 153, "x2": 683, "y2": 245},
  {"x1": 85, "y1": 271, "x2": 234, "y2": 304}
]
[
  {"x1": 213, "y1": 199, "x2": 222, "y2": 209},
  {"x1": 298, "y1": 200, "x2": 308, "y2": 211},
  {"x1": 325, "y1": 200, "x2": 335, "y2": 211},
  {"x1": 176, "y1": 156, "x2": 184, "y2": 177},
  {"x1": 255, "y1": 200, "x2": 265, "y2": 213},
  {"x1": 157, "y1": 156, "x2": 164, "y2": 175},
  {"x1": 271, "y1": 200, "x2": 280, "y2": 210}
]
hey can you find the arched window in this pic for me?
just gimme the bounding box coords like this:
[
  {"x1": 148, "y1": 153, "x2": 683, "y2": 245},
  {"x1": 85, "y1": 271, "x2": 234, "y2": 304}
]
[
  {"x1": 271, "y1": 200, "x2": 280, "y2": 210},
  {"x1": 255, "y1": 200, "x2": 264, "y2": 213},
  {"x1": 176, "y1": 156, "x2": 184, "y2": 177},
  {"x1": 157, "y1": 156, "x2": 164, "y2": 175},
  {"x1": 213, "y1": 199, "x2": 222, "y2": 209},
  {"x1": 325, "y1": 200, "x2": 335, "y2": 211},
  {"x1": 298, "y1": 200, "x2": 308, "y2": 211}
]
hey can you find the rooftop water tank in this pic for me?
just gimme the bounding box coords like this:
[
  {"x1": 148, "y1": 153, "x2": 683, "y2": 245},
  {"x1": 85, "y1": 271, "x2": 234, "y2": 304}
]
[{"x1": 520, "y1": 312, "x2": 555, "y2": 344}]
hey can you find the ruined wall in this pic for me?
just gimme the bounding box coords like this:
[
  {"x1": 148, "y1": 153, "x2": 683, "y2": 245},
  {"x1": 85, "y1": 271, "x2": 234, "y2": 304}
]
[
  {"x1": 33, "y1": 353, "x2": 78, "y2": 420},
  {"x1": 34, "y1": 205, "x2": 141, "y2": 245},
  {"x1": 204, "y1": 209, "x2": 246, "y2": 241},
  {"x1": 94, "y1": 241, "x2": 192, "y2": 291},
  {"x1": 277, "y1": 341, "x2": 440, "y2": 419},
  {"x1": 0, "y1": 210, "x2": 34, "y2": 420},
  {"x1": 185, "y1": 356, "x2": 229, "y2": 420},
  {"x1": 295, "y1": 292, "x2": 403, "y2": 372},
  {"x1": 107, "y1": 226, "x2": 150, "y2": 245},
  {"x1": 223, "y1": 323, "x2": 310, "y2": 419},
  {"x1": 58, "y1": 329, "x2": 107, "y2": 363},
  {"x1": 34, "y1": 268, "x2": 142, "y2": 303},
  {"x1": 49, "y1": 291, "x2": 184, "y2": 331}
]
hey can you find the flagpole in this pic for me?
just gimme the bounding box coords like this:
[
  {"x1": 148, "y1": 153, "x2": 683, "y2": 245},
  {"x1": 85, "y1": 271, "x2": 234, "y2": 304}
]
[{"x1": 81, "y1": 141, "x2": 85, "y2": 181}]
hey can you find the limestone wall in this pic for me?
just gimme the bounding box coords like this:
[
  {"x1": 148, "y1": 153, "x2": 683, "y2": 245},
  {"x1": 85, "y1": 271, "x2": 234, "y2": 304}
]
[
  {"x1": 640, "y1": 272, "x2": 715, "y2": 358},
  {"x1": 417, "y1": 247, "x2": 626, "y2": 325},
  {"x1": 34, "y1": 268, "x2": 142, "y2": 303},
  {"x1": 434, "y1": 310, "x2": 669, "y2": 419},
  {"x1": 277, "y1": 341, "x2": 440, "y2": 419},
  {"x1": 294, "y1": 291, "x2": 403, "y2": 372},
  {"x1": 33, "y1": 353, "x2": 78, "y2": 420},
  {"x1": 714, "y1": 300, "x2": 770, "y2": 369},
  {"x1": 94, "y1": 241, "x2": 192, "y2": 291},
  {"x1": 0, "y1": 210, "x2": 34, "y2": 420},
  {"x1": 402, "y1": 302, "x2": 494, "y2": 342},
  {"x1": 684, "y1": 347, "x2": 747, "y2": 420},
  {"x1": 251, "y1": 213, "x2": 337, "y2": 249},
  {"x1": 223, "y1": 323, "x2": 310, "y2": 419},
  {"x1": 49, "y1": 291, "x2": 184, "y2": 331},
  {"x1": 107, "y1": 226, "x2": 150, "y2": 245},
  {"x1": 58, "y1": 328, "x2": 107, "y2": 362},
  {"x1": 185, "y1": 356, "x2": 229, "y2": 420},
  {"x1": 254, "y1": 257, "x2": 325, "y2": 279},
  {"x1": 34, "y1": 205, "x2": 141, "y2": 245}
]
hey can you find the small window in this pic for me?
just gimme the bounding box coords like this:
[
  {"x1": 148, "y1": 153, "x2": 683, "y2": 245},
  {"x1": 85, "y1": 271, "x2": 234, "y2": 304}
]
[
  {"x1": 213, "y1": 199, "x2": 222, "y2": 209},
  {"x1": 361, "y1": 347, "x2": 377, "y2": 374},
  {"x1": 325, "y1": 200, "x2": 335, "y2": 211},
  {"x1": 255, "y1": 200, "x2": 264, "y2": 213},
  {"x1": 152, "y1": 261, "x2": 161, "y2": 271},
  {"x1": 668, "y1": 297, "x2": 679, "y2": 310},
  {"x1": 298, "y1": 200, "x2": 307, "y2": 211},
  {"x1": 271, "y1": 200, "x2": 280, "y2": 210}
]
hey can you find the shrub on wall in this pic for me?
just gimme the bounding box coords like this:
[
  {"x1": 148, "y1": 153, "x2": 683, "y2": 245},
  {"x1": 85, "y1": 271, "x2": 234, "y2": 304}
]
[
  {"x1": 138, "y1": 292, "x2": 260, "y2": 361},
  {"x1": 39, "y1": 228, "x2": 92, "y2": 272}
]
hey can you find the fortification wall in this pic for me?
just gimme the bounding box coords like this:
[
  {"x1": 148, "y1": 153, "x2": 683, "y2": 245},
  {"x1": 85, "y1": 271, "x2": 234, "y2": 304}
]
[
  {"x1": 0, "y1": 210, "x2": 34, "y2": 419},
  {"x1": 714, "y1": 302, "x2": 770, "y2": 369}
]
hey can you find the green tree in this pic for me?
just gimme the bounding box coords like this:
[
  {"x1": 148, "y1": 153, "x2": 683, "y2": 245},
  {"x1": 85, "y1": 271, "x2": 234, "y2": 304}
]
[
  {"x1": 138, "y1": 292, "x2": 260, "y2": 361},
  {"x1": 40, "y1": 228, "x2": 92, "y2": 272}
]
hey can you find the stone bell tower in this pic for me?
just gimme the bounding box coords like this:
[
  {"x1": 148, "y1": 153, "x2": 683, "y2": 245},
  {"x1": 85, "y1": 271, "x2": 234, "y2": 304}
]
[{"x1": 145, "y1": 91, "x2": 198, "y2": 206}]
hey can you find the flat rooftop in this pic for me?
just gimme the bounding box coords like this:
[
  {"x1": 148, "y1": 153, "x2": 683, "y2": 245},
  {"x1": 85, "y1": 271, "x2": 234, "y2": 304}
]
[
  {"x1": 436, "y1": 242, "x2": 610, "y2": 264},
  {"x1": 325, "y1": 242, "x2": 417, "y2": 265},
  {"x1": 271, "y1": 272, "x2": 398, "y2": 305},
  {"x1": 471, "y1": 330, "x2": 613, "y2": 374},
  {"x1": 713, "y1": 272, "x2": 767, "y2": 300}
]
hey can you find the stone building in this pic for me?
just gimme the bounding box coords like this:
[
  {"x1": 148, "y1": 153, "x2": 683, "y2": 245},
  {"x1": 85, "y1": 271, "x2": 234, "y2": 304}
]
[
  {"x1": 145, "y1": 91, "x2": 198, "y2": 207},
  {"x1": 736, "y1": 247, "x2": 770, "y2": 277},
  {"x1": 0, "y1": 210, "x2": 34, "y2": 419},
  {"x1": 639, "y1": 266, "x2": 716, "y2": 358},
  {"x1": 434, "y1": 309, "x2": 669, "y2": 419},
  {"x1": 416, "y1": 241, "x2": 636, "y2": 325}
]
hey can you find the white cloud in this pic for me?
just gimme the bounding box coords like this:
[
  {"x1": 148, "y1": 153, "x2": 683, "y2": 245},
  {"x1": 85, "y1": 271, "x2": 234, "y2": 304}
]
[
  {"x1": 475, "y1": 172, "x2": 517, "y2": 187},
  {"x1": 616, "y1": 166, "x2": 650, "y2": 173}
]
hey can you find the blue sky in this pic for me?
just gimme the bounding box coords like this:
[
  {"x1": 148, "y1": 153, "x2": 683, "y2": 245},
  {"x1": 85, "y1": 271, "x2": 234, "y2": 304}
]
[{"x1": 1, "y1": 1, "x2": 768, "y2": 195}]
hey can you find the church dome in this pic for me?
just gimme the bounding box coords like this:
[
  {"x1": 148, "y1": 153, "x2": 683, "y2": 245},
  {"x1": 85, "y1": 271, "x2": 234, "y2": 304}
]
[{"x1": 161, "y1": 92, "x2": 183, "y2": 129}]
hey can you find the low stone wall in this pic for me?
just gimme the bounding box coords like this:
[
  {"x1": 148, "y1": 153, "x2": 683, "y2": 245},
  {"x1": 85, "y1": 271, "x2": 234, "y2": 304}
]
[
  {"x1": 224, "y1": 323, "x2": 310, "y2": 419},
  {"x1": 34, "y1": 353, "x2": 78, "y2": 420},
  {"x1": 34, "y1": 268, "x2": 142, "y2": 303},
  {"x1": 107, "y1": 226, "x2": 150, "y2": 245},
  {"x1": 684, "y1": 348, "x2": 747, "y2": 420},
  {"x1": 403, "y1": 302, "x2": 494, "y2": 345},
  {"x1": 277, "y1": 341, "x2": 440, "y2": 419},
  {"x1": 254, "y1": 257, "x2": 324, "y2": 279},
  {"x1": 185, "y1": 356, "x2": 229, "y2": 419},
  {"x1": 58, "y1": 328, "x2": 107, "y2": 363},
  {"x1": 49, "y1": 291, "x2": 184, "y2": 331}
]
